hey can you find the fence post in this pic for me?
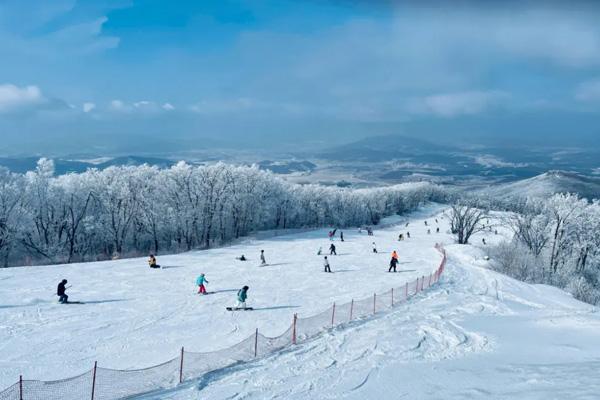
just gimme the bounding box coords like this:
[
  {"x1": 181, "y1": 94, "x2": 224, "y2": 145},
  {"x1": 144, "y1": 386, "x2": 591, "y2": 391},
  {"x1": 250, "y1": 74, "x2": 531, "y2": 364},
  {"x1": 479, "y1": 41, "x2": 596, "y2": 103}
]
[
  {"x1": 179, "y1": 348, "x2": 184, "y2": 384},
  {"x1": 292, "y1": 313, "x2": 297, "y2": 345},
  {"x1": 254, "y1": 329, "x2": 258, "y2": 358},
  {"x1": 421, "y1": 275, "x2": 425, "y2": 291},
  {"x1": 19, "y1": 375, "x2": 23, "y2": 400},
  {"x1": 373, "y1": 293, "x2": 376, "y2": 315},
  {"x1": 331, "y1": 302, "x2": 336, "y2": 327},
  {"x1": 391, "y1": 288, "x2": 394, "y2": 307},
  {"x1": 91, "y1": 361, "x2": 97, "y2": 400},
  {"x1": 349, "y1": 299, "x2": 354, "y2": 321}
]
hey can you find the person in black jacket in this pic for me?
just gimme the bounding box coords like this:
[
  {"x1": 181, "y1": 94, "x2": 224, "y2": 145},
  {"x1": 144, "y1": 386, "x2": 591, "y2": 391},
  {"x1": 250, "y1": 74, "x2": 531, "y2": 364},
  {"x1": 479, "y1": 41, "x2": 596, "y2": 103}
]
[{"x1": 57, "y1": 279, "x2": 68, "y2": 304}]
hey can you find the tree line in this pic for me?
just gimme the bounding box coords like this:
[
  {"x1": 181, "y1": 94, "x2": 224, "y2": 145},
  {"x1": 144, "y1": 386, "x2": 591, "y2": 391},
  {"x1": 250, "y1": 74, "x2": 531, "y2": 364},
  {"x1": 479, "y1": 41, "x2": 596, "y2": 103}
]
[{"x1": 0, "y1": 159, "x2": 446, "y2": 267}]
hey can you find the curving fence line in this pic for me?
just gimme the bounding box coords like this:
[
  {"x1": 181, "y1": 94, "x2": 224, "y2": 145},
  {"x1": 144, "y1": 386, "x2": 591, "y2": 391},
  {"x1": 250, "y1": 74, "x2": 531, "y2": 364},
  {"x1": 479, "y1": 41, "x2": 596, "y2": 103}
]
[{"x1": 0, "y1": 245, "x2": 447, "y2": 400}]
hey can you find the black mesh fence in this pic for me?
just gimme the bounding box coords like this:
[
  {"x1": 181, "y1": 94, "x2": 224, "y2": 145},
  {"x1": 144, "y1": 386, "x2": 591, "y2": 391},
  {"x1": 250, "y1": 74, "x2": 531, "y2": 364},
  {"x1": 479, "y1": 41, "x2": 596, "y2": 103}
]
[{"x1": 0, "y1": 246, "x2": 446, "y2": 400}]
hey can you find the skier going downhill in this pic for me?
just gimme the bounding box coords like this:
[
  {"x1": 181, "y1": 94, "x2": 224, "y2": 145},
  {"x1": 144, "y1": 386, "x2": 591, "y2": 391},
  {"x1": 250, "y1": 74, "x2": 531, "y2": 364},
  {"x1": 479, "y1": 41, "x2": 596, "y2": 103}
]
[
  {"x1": 57, "y1": 279, "x2": 69, "y2": 304},
  {"x1": 196, "y1": 273, "x2": 209, "y2": 294},
  {"x1": 235, "y1": 286, "x2": 249, "y2": 309},
  {"x1": 389, "y1": 251, "x2": 399, "y2": 272},
  {"x1": 260, "y1": 250, "x2": 266, "y2": 265},
  {"x1": 324, "y1": 256, "x2": 332, "y2": 273},
  {"x1": 329, "y1": 243, "x2": 337, "y2": 255}
]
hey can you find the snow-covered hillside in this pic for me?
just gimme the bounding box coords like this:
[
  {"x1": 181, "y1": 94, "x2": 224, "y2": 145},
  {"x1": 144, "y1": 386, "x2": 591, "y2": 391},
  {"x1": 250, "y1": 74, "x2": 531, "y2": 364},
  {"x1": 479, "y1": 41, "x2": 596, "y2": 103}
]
[
  {"x1": 483, "y1": 170, "x2": 600, "y2": 200},
  {"x1": 2, "y1": 204, "x2": 599, "y2": 400}
]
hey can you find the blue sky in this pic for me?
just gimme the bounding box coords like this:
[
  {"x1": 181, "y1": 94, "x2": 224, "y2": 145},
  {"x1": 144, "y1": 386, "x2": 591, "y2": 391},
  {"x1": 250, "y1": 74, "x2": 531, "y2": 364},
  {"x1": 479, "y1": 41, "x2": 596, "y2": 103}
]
[{"x1": 1, "y1": 0, "x2": 600, "y2": 154}]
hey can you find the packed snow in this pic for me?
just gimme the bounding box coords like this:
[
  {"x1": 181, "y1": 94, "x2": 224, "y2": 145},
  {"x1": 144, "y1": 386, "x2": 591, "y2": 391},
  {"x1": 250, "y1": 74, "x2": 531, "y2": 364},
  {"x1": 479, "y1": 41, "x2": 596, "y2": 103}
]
[{"x1": 2, "y1": 203, "x2": 599, "y2": 400}]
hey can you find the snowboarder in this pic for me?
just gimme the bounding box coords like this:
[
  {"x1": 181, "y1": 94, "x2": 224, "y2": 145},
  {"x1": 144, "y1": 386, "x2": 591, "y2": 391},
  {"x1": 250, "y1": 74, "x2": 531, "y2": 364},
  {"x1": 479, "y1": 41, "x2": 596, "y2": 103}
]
[
  {"x1": 340, "y1": 231, "x2": 344, "y2": 242},
  {"x1": 237, "y1": 255, "x2": 247, "y2": 261},
  {"x1": 324, "y1": 256, "x2": 332, "y2": 273},
  {"x1": 329, "y1": 243, "x2": 337, "y2": 255},
  {"x1": 196, "y1": 273, "x2": 209, "y2": 294},
  {"x1": 317, "y1": 246, "x2": 322, "y2": 256},
  {"x1": 260, "y1": 250, "x2": 266, "y2": 265},
  {"x1": 235, "y1": 286, "x2": 249, "y2": 309},
  {"x1": 406, "y1": 231, "x2": 411, "y2": 239},
  {"x1": 148, "y1": 254, "x2": 160, "y2": 269},
  {"x1": 57, "y1": 279, "x2": 69, "y2": 304},
  {"x1": 372, "y1": 242, "x2": 378, "y2": 253},
  {"x1": 398, "y1": 233, "x2": 404, "y2": 241},
  {"x1": 389, "y1": 251, "x2": 399, "y2": 272}
]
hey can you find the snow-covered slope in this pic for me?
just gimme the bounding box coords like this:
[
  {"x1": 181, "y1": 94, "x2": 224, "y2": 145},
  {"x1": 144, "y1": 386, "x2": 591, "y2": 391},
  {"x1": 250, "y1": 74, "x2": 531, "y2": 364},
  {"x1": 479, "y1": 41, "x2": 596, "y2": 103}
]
[
  {"x1": 2, "y1": 204, "x2": 600, "y2": 400},
  {"x1": 148, "y1": 243, "x2": 600, "y2": 400},
  {"x1": 483, "y1": 170, "x2": 600, "y2": 200}
]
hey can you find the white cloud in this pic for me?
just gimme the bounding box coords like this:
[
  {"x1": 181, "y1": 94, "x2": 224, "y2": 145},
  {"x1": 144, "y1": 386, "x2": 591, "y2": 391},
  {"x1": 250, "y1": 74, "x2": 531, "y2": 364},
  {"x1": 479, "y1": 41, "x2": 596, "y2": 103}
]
[
  {"x1": 162, "y1": 102, "x2": 175, "y2": 111},
  {"x1": 409, "y1": 91, "x2": 508, "y2": 117},
  {"x1": 473, "y1": 155, "x2": 528, "y2": 168},
  {"x1": 109, "y1": 99, "x2": 130, "y2": 112},
  {"x1": 575, "y1": 79, "x2": 600, "y2": 101},
  {"x1": 83, "y1": 102, "x2": 96, "y2": 113},
  {"x1": 0, "y1": 84, "x2": 44, "y2": 112}
]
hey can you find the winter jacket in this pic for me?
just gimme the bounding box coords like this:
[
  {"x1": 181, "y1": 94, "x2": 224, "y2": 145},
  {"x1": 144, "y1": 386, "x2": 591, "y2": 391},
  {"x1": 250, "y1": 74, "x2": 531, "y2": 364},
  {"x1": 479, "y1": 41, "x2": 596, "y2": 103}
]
[
  {"x1": 57, "y1": 282, "x2": 66, "y2": 296},
  {"x1": 196, "y1": 276, "x2": 208, "y2": 286},
  {"x1": 237, "y1": 289, "x2": 248, "y2": 302},
  {"x1": 391, "y1": 251, "x2": 398, "y2": 260}
]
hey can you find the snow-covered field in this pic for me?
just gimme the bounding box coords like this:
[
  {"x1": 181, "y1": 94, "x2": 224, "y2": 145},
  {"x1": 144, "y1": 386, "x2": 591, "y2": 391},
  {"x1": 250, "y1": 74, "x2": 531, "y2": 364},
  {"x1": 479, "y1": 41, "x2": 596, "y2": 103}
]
[
  {"x1": 0, "y1": 205, "x2": 445, "y2": 390},
  {"x1": 2, "y1": 203, "x2": 600, "y2": 400}
]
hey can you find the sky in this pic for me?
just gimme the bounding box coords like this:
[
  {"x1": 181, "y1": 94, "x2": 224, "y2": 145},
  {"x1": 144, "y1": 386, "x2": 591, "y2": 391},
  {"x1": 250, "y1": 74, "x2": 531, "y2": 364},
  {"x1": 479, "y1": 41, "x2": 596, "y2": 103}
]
[{"x1": 1, "y1": 0, "x2": 600, "y2": 155}]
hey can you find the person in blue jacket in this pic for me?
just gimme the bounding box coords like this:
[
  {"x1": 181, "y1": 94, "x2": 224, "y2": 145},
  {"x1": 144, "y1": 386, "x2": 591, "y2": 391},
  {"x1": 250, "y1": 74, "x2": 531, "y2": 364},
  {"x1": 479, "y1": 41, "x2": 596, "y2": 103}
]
[
  {"x1": 236, "y1": 286, "x2": 249, "y2": 309},
  {"x1": 196, "y1": 273, "x2": 209, "y2": 294}
]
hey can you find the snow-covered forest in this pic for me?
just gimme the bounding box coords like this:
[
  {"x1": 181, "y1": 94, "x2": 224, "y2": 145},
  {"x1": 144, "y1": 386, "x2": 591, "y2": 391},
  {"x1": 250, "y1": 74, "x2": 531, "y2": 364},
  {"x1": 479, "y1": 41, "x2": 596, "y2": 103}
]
[
  {"x1": 0, "y1": 159, "x2": 446, "y2": 267},
  {"x1": 487, "y1": 194, "x2": 600, "y2": 304}
]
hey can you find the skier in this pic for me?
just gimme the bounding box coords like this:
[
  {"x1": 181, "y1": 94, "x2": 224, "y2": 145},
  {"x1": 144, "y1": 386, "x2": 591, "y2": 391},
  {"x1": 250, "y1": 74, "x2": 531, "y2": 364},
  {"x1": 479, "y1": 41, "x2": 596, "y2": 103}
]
[
  {"x1": 427, "y1": 229, "x2": 431, "y2": 235},
  {"x1": 435, "y1": 218, "x2": 438, "y2": 224},
  {"x1": 405, "y1": 222, "x2": 409, "y2": 227},
  {"x1": 406, "y1": 231, "x2": 411, "y2": 239},
  {"x1": 324, "y1": 256, "x2": 332, "y2": 273},
  {"x1": 329, "y1": 243, "x2": 337, "y2": 255},
  {"x1": 260, "y1": 250, "x2": 266, "y2": 265},
  {"x1": 317, "y1": 246, "x2": 322, "y2": 255},
  {"x1": 482, "y1": 238, "x2": 487, "y2": 245},
  {"x1": 340, "y1": 231, "x2": 344, "y2": 242},
  {"x1": 424, "y1": 221, "x2": 428, "y2": 226},
  {"x1": 372, "y1": 242, "x2": 378, "y2": 253},
  {"x1": 57, "y1": 279, "x2": 69, "y2": 304},
  {"x1": 436, "y1": 227, "x2": 440, "y2": 233},
  {"x1": 398, "y1": 233, "x2": 404, "y2": 241},
  {"x1": 148, "y1": 254, "x2": 160, "y2": 269},
  {"x1": 389, "y1": 252, "x2": 399, "y2": 272},
  {"x1": 235, "y1": 286, "x2": 249, "y2": 309},
  {"x1": 196, "y1": 273, "x2": 209, "y2": 294}
]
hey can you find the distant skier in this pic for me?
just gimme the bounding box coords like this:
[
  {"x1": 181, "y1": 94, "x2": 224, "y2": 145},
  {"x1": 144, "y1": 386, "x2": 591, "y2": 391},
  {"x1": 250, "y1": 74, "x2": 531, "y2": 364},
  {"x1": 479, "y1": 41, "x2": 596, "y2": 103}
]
[
  {"x1": 405, "y1": 222, "x2": 409, "y2": 227},
  {"x1": 57, "y1": 279, "x2": 69, "y2": 304},
  {"x1": 427, "y1": 229, "x2": 431, "y2": 235},
  {"x1": 424, "y1": 221, "x2": 428, "y2": 226},
  {"x1": 406, "y1": 232, "x2": 411, "y2": 239},
  {"x1": 436, "y1": 227, "x2": 440, "y2": 233},
  {"x1": 324, "y1": 256, "x2": 332, "y2": 273},
  {"x1": 196, "y1": 273, "x2": 209, "y2": 294},
  {"x1": 148, "y1": 254, "x2": 160, "y2": 269},
  {"x1": 398, "y1": 233, "x2": 404, "y2": 241},
  {"x1": 389, "y1": 251, "x2": 399, "y2": 272},
  {"x1": 317, "y1": 246, "x2": 322, "y2": 255},
  {"x1": 482, "y1": 238, "x2": 487, "y2": 245},
  {"x1": 235, "y1": 286, "x2": 249, "y2": 309},
  {"x1": 372, "y1": 242, "x2": 378, "y2": 253},
  {"x1": 329, "y1": 243, "x2": 337, "y2": 255},
  {"x1": 340, "y1": 231, "x2": 344, "y2": 242},
  {"x1": 237, "y1": 255, "x2": 247, "y2": 261},
  {"x1": 435, "y1": 218, "x2": 438, "y2": 224},
  {"x1": 260, "y1": 250, "x2": 266, "y2": 265}
]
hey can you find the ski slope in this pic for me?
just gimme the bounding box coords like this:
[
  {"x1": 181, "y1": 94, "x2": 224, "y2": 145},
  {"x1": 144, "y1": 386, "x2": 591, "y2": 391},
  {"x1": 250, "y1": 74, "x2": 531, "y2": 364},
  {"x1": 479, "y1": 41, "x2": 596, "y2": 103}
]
[{"x1": 0, "y1": 205, "x2": 446, "y2": 390}]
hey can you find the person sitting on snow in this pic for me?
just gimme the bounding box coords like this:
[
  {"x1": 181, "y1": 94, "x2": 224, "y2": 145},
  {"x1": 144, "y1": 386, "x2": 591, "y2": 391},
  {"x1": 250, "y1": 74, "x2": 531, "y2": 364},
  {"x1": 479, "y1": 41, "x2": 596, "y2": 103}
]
[
  {"x1": 236, "y1": 286, "x2": 249, "y2": 309},
  {"x1": 57, "y1": 279, "x2": 69, "y2": 304},
  {"x1": 237, "y1": 255, "x2": 247, "y2": 261},
  {"x1": 148, "y1": 254, "x2": 160, "y2": 268},
  {"x1": 196, "y1": 273, "x2": 209, "y2": 294}
]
